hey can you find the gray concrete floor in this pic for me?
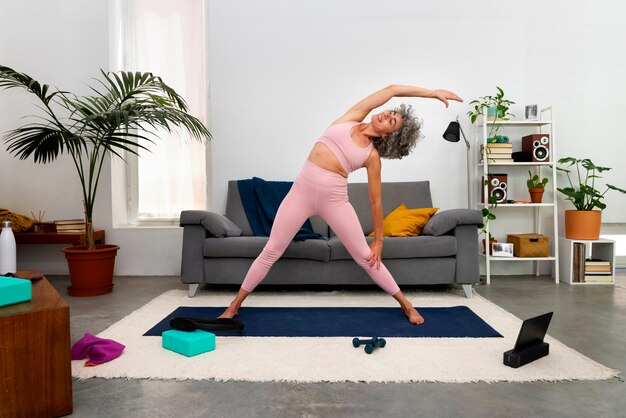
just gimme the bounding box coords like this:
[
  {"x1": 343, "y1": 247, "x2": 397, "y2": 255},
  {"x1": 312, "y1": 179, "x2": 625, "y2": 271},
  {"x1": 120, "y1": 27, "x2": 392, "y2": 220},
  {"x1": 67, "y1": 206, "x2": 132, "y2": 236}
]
[{"x1": 48, "y1": 272, "x2": 626, "y2": 418}]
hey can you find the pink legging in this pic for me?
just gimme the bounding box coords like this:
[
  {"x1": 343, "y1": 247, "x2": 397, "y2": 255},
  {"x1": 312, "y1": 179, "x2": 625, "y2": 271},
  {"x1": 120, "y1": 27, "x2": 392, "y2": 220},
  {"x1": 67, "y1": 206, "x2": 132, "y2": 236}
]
[{"x1": 240, "y1": 160, "x2": 401, "y2": 295}]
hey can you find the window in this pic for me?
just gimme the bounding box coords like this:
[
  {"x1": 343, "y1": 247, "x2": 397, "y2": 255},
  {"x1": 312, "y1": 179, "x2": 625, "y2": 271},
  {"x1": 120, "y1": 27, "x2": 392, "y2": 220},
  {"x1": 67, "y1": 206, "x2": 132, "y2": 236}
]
[{"x1": 113, "y1": 0, "x2": 208, "y2": 224}]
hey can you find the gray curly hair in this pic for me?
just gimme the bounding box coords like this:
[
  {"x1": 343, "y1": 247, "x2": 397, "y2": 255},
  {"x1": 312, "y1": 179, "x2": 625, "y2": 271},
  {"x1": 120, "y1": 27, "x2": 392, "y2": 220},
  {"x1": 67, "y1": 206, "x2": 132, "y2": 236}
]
[{"x1": 372, "y1": 104, "x2": 422, "y2": 159}]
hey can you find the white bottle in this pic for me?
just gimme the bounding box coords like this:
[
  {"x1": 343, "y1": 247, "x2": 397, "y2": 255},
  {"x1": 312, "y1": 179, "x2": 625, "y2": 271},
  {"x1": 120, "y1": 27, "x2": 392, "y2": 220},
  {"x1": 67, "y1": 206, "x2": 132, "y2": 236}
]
[{"x1": 0, "y1": 220, "x2": 17, "y2": 274}]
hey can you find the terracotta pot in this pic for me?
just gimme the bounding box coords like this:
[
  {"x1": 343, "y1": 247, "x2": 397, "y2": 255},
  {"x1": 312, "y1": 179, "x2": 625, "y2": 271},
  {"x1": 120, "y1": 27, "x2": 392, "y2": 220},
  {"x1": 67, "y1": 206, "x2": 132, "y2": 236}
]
[
  {"x1": 528, "y1": 188, "x2": 544, "y2": 203},
  {"x1": 63, "y1": 244, "x2": 120, "y2": 296},
  {"x1": 564, "y1": 210, "x2": 602, "y2": 240},
  {"x1": 482, "y1": 239, "x2": 497, "y2": 255}
]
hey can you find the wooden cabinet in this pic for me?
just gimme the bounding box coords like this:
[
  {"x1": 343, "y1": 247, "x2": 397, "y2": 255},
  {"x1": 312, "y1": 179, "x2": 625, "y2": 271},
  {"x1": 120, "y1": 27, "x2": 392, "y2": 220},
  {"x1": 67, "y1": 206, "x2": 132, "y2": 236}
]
[{"x1": 0, "y1": 274, "x2": 73, "y2": 417}]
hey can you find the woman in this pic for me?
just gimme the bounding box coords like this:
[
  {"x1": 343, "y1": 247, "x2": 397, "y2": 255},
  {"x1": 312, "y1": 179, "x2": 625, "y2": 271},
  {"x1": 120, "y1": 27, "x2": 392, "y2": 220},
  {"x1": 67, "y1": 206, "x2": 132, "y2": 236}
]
[{"x1": 219, "y1": 85, "x2": 463, "y2": 324}]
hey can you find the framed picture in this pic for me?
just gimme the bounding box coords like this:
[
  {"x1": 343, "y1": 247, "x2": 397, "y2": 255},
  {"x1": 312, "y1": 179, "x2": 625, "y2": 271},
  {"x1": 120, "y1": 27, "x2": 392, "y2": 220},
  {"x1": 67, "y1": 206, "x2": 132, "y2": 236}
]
[
  {"x1": 492, "y1": 242, "x2": 514, "y2": 257},
  {"x1": 525, "y1": 104, "x2": 538, "y2": 120}
]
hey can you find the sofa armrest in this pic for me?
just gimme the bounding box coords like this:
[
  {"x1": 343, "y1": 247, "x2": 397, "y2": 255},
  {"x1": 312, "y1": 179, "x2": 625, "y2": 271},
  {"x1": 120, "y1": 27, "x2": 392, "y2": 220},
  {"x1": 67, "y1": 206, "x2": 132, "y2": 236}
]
[
  {"x1": 180, "y1": 210, "x2": 242, "y2": 238},
  {"x1": 422, "y1": 209, "x2": 482, "y2": 236},
  {"x1": 453, "y1": 224, "x2": 480, "y2": 284}
]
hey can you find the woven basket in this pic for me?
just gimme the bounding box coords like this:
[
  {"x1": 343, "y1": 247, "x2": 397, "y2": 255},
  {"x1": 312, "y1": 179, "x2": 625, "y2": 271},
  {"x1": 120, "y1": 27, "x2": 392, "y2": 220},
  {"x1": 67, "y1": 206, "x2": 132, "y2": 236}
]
[{"x1": 506, "y1": 234, "x2": 549, "y2": 257}]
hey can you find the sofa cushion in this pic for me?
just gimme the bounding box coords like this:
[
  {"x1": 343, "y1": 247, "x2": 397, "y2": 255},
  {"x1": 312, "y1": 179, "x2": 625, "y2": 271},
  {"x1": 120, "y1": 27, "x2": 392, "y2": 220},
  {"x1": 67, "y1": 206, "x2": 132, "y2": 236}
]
[
  {"x1": 328, "y1": 235, "x2": 456, "y2": 260},
  {"x1": 369, "y1": 204, "x2": 438, "y2": 237},
  {"x1": 332, "y1": 181, "x2": 433, "y2": 236},
  {"x1": 204, "y1": 237, "x2": 330, "y2": 262},
  {"x1": 422, "y1": 209, "x2": 484, "y2": 236}
]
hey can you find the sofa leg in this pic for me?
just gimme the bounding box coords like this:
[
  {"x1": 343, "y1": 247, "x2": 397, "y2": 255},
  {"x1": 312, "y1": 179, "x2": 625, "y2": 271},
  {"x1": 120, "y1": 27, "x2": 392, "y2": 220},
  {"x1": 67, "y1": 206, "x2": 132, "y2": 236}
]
[
  {"x1": 462, "y1": 284, "x2": 472, "y2": 299},
  {"x1": 188, "y1": 284, "x2": 200, "y2": 298}
]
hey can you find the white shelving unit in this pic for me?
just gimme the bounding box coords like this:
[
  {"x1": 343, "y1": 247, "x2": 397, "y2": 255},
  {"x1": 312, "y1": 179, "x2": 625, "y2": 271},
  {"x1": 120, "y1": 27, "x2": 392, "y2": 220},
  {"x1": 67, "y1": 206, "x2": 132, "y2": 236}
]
[
  {"x1": 559, "y1": 238, "x2": 615, "y2": 285},
  {"x1": 477, "y1": 107, "x2": 559, "y2": 284}
]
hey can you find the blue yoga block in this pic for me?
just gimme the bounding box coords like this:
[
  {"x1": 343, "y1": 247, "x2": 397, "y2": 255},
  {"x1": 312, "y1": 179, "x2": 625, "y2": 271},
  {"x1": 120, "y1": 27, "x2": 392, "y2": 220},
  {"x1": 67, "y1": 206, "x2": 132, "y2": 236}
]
[
  {"x1": 0, "y1": 276, "x2": 32, "y2": 307},
  {"x1": 162, "y1": 329, "x2": 216, "y2": 357}
]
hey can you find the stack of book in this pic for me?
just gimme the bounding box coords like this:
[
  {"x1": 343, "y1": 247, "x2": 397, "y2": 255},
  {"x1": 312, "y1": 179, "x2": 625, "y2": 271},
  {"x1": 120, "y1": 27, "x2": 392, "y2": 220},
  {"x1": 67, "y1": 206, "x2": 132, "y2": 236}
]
[
  {"x1": 584, "y1": 259, "x2": 613, "y2": 283},
  {"x1": 480, "y1": 143, "x2": 513, "y2": 163},
  {"x1": 54, "y1": 219, "x2": 86, "y2": 234}
]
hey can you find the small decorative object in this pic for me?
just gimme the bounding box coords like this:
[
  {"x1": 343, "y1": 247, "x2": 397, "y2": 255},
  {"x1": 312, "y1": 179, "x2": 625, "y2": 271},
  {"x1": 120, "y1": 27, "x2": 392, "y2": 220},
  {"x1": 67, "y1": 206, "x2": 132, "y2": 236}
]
[
  {"x1": 525, "y1": 104, "x2": 538, "y2": 120},
  {"x1": 527, "y1": 171, "x2": 549, "y2": 203},
  {"x1": 492, "y1": 242, "x2": 514, "y2": 257},
  {"x1": 30, "y1": 210, "x2": 46, "y2": 233},
  {"x1": 557, "y1": 157, "x2": 626, "y2": 240},
  {"x1": 0, "y1": 221, "x2": 17, "y2": 274}
]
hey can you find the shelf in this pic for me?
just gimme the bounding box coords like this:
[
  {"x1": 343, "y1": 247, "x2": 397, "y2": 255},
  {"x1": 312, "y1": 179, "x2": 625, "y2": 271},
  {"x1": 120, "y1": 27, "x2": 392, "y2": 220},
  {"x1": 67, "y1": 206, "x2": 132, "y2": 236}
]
[
  {"x1": 568, "y1": 281, "x2": 614, "y2": 286},
  {"x1": 478, "y1": 162, "x2": 553, "y2": 167},
  {"x1": 478, "y1": 120, "x2": 552, "y2": 127},
  {"x1": 477, "y1": 106, "x2": 559, "y2": 284},
  {"x1": 479, "y1": 203, "x2": 555, "y2": 207},
  {"x1": 480, "y1": 254, "x2": 556, "y2": 262}
]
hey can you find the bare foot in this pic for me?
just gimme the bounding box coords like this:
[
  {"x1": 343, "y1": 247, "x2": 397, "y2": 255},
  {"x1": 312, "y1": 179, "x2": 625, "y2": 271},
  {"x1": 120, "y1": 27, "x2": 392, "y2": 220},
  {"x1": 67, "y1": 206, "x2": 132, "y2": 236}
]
[
  {"x1": 404, "y1": 306, "x2": 424, "y2": 325},
  {"x1": 217, "y1": 306, "x2": 239, "y2": 319}
]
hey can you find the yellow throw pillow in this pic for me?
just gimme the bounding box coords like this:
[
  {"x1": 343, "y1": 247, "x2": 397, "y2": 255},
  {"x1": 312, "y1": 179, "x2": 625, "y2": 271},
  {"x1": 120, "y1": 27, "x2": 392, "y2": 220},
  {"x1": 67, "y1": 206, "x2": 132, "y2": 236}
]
[{"x1": 369, "y1": 204, "x2": 438, "y2": 237}]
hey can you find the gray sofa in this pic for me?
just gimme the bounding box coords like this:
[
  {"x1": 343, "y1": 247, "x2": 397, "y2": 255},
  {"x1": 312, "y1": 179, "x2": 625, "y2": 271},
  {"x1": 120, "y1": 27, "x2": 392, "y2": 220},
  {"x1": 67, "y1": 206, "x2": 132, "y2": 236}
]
[{"x1": 180, "y1": 181, "x2": 483, "y2": 298}]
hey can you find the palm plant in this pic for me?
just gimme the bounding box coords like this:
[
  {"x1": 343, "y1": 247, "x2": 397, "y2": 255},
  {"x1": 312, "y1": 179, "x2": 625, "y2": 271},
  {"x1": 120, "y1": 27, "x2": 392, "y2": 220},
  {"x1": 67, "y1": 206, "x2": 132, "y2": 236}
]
[{"x1": 0, "y1": 65, "x2": 211, "y2": 250}]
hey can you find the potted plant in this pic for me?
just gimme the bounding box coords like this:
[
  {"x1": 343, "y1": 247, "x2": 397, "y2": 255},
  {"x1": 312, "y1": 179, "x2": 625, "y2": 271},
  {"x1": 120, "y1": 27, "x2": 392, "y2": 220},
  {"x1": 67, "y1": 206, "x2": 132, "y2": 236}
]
[
  {"x1": 527, "y1": 171, "x2": 549, "y2": 203},
  {"x1": 467, "y1": 86, "x2": 515, "y2": 139},
  {"x1": 557, "y1": 157, "x2": 626, "y2": 240},
  {"x1": 0, "y1": 65, "x2": 211, "y2": 296},
  {"x1": 482, "y1": 231, "x2": 497, "y2": 255}
]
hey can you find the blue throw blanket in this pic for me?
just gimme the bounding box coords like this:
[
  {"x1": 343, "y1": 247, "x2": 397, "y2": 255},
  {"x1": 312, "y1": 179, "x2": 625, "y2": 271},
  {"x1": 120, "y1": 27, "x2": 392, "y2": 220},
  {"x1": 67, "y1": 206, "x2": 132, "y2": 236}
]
[{"x1": 237, "y1": 177, "x2": 324, "y2": 241}]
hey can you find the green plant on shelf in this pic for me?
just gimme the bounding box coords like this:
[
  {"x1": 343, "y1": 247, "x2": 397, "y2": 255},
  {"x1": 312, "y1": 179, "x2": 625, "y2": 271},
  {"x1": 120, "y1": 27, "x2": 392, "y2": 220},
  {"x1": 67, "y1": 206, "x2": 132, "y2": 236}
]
[
  {"x1": 527, "y1": 171, "x2": 549, "y2": 189},
  {"x1": 479, "y1": 191, "x2": 498, "y2": 237},
  {"x1": 467, "y1": 86, "x2": 515, "y2": 138}
]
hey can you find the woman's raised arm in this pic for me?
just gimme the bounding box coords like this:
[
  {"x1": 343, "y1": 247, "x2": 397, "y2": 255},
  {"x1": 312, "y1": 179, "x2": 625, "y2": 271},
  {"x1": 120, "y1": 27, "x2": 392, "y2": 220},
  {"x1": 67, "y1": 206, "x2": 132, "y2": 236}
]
[{"x1": 335, "y1": 85, "x2": 463, "y2": 124}]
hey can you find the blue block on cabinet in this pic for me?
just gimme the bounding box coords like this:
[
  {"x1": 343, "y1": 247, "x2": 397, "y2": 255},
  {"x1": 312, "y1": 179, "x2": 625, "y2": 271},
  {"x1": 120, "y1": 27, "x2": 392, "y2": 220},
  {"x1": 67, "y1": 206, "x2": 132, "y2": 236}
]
[{"x1": 0, "y1": 277, "x2": 32, "y2": 307}]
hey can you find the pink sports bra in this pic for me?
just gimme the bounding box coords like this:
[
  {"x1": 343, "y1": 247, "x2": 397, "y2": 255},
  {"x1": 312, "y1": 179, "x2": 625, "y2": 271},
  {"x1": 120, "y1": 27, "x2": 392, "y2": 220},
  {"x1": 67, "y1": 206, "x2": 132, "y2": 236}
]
[{"x1": 316, "y1": 121, "x2": 374, "y2": 174}]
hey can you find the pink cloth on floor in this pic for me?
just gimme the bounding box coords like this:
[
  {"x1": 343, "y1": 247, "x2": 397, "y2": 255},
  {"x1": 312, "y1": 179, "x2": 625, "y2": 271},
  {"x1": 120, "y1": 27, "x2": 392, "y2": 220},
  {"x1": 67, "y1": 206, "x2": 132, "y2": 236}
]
[{"x1": 71, "y1": 333, "x2": 125, "y2": 367}]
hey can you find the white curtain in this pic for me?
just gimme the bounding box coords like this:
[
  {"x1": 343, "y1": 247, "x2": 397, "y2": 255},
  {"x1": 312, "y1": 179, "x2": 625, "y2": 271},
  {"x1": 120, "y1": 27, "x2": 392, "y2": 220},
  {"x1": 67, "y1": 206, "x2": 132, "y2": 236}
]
[{"x1": 130, "y1": 0, "x2": 206, "y2": 219}]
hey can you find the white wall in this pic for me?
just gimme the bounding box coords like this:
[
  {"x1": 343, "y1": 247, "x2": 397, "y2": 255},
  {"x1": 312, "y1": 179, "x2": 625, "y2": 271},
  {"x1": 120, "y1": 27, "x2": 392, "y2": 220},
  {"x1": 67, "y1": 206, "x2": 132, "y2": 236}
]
[{"x1": 1, "y1": 0, "x2": 624, "y2": 276}]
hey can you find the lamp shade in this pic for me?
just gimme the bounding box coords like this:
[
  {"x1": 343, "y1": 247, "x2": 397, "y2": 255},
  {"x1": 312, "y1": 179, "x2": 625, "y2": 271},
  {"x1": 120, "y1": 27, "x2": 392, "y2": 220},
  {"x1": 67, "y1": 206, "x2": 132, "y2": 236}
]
[{"x1": 443, "y1": 121, "x2": 461, "y2": 142}]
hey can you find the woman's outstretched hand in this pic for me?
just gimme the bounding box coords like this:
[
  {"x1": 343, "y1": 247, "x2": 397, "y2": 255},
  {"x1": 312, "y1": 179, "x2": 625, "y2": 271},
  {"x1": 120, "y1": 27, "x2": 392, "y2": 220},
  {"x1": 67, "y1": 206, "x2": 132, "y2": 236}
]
[
  {"x1": 367, "y1": 240, "x2": 383, "y2": 269},
  {"x1": 433, "y1": 89, "x2": 463, "y2": 108}
]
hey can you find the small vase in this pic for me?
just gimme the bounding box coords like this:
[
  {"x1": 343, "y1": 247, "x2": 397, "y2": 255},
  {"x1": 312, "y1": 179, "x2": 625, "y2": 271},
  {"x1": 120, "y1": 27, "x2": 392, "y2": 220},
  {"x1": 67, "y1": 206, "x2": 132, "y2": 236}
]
[
  {"x1": 482, "y1": 239, "x2": 497, "y2": 255},
  {"x1": 529, "y1": 188, "x2": 544, "y2": 203}
]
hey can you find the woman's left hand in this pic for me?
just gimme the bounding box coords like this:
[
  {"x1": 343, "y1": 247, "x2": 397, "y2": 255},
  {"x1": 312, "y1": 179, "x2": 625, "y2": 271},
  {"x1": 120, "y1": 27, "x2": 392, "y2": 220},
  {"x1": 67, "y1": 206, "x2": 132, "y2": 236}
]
[
  {"x1": 433, "y1": 89, "x2": 463, "y2": 108},
  {"x1": 367, "y1": 240, "x2": 383, "y2": 269}
]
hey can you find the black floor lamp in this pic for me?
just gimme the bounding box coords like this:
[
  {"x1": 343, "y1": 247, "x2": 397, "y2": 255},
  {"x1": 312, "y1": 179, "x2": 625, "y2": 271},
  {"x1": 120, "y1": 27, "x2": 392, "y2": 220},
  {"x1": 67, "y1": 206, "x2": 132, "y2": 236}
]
[{"x1": 443, "y1": 116, "x2": 472, "y2": 208}]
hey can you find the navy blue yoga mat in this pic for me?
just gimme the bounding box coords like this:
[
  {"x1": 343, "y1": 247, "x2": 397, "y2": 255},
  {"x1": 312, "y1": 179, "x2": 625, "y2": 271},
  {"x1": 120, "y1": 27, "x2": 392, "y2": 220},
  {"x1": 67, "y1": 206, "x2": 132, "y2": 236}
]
[{"x1": 144, "y1": 306, "x2": 502, "y2": 338}]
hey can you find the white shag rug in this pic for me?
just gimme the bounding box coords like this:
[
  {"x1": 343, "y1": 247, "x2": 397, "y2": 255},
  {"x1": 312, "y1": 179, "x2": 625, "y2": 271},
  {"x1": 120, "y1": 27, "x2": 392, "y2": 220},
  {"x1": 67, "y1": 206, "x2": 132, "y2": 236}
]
[{"x1": 71, "y1": 288, "x2": 619, "y2": 383}]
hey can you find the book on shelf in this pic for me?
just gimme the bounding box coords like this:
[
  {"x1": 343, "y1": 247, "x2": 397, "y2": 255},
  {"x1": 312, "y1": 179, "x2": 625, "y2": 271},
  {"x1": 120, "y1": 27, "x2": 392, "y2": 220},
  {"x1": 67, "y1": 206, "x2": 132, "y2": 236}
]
[
  {"x1": 584, "y1": 275, "x2": 613, "y2": 283},
  {"x1": 55, "y1": 229, "x2": 87, "y2": 234},
  {"x1": 483, "y1": 143, "x2": 512, "y2": 148},
  {"x1": 54, "y1": 219, "x2": 84, "y2": 225},
  {"x1": 585, "y1": 265, "x2": 612, "y2": 272},
  {"x1": 56, "y1": 222, "x2": 86, "y2": 229},
  {"x1": 585, "y1": 259, "x2": 611, "y2": 266},
  {"x1": 480, "y1": 158, "x2": 514, "y2": 163},
  {"x1": 572, "y1": 243, "x2": 586, "y2": 283},
  {"x1": 480, "y1": 147, "x2": 513, "y2": 154}
]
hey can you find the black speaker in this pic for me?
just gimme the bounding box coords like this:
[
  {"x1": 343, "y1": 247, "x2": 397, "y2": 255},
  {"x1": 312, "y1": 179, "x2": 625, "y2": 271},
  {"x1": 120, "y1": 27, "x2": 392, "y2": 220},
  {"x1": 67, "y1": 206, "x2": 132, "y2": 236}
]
[
  {"x1": 522, "y1": 134, "x2": 550, "y2": 162},
  {"x1": 482, "y1": 174, "x2": 508, "y2": 204}
]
